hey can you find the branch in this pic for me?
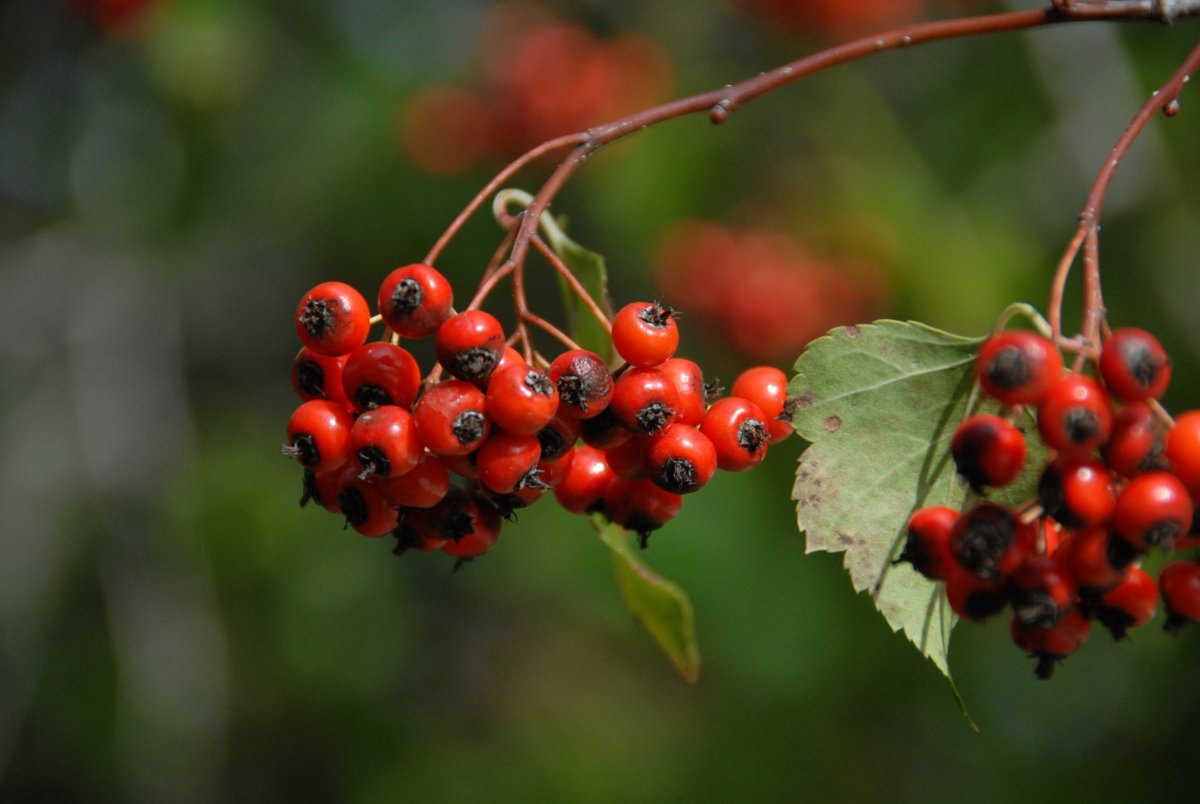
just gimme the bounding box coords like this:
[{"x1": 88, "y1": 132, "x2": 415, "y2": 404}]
[{"x1": 1048, "y1": 38, "x2": 1200, "y2": 345}]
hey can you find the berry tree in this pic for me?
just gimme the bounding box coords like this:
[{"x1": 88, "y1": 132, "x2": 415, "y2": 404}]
[{"x1": 281, "y1": 0, "x2": 1200, "y2": 715}]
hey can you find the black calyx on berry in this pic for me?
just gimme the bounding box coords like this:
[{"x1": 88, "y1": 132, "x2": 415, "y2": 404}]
[
  {"x1": 300, "y1": 297, "x2": 335, "y2": 338},
  {"x1": 390, "y1": 277, "x2": 423, "y2": 315},
  {"x1": 452, "y1": 410, "x2": 487, "y2": 446}
]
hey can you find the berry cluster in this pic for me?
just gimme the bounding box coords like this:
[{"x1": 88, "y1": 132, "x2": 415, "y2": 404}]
[
  {"x1": 899, "y1": 325, "x2": 1200, "y2": 678},
  {"x1": 284, "y1": 265, "x2": 794, "y2": 565},
  {"x1": 397, "y1": 5, "x2": 673, "y2": 175},
  {"x1": 654, "y1": 221, "x2": 884, "y2": 361}
]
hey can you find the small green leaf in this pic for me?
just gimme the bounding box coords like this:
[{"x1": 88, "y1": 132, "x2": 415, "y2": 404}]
[
  {"x1": 545, "y1": 224, "x2": 614, "y2": 362},
  {"x1": 789, "y1": 320, "x2": 1044, "y2": 688},
  {"x1": 593, "y1": 516, "x2": 700, "y2": 683}
]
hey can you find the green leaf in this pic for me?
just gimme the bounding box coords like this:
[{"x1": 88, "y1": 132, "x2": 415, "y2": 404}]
[
  {"x1": 545, "y1": 224, "x2": 614, "y2": 362},
  {"x1": 789, "y1": 320, "x2": 1044, "y2": 687},
  {"x1": 593, "y1": 517, "x2": 700, "y2": 683}
]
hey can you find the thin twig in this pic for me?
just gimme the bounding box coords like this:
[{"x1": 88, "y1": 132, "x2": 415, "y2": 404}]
[{"x1": 530, "y1": 234, "x2": 614, "y2": 335}]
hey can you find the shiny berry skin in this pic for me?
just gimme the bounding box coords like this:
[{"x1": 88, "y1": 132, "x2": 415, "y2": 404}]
[
  {"x1": 610, "y1": 367, "x2": 679, "y2": 436},
  {"x1": 1010, "y1": 608, "x2": 1091, "y2": 679},
  {"x1": 336, "y1": 475, "x2": 401, "y2": 537},
  {"x1": 944, "y1": 564, "x2": 1008, "y2": 622},
  {"x1": 1036, "y1": 457, "x2": 1115, "y2": 529},
  {"x1": 382, "y1": 452, "x2": 450, "y2": 509},
  {"x1": 295, "y1": 281, "x2": 371, "y2": 356},
  {"x1": 1165, "y1": 410, "x2": 1200, "y2": 494},
  {"x1": 1099, "y1": 327, "x2": 1171, "y2": 402},
  {"x1": 1113, "y1": 470, "x2": 1193, "y2": 551},
  {"x1": 476, "y1": 431, "x2": 544, "y2": 494},
  {"x1": 291, "y1": 347, "x2": 349, "y2": 405},
  {"x1": 699, "y1": 397, "x2": 769, "y2": 472},
  {"x1": 1036, "y1": 374, "x2": 1113, "y2": 456},
  {"x1": 348, "y1": 405, "x2": 422, "y2": 480},
  {"x1": 486, "y1": 364, "x2": 559, "y2": 435},
  {"x1": 377, "y1": 263, "x2": 453, "y2": 338},
  {"x1": 413, "y1": 380, "x2": 490, "y2": 456},
  {"x1": 548, "y1": 349, "x2": 613, "y2": 419},
  {"x1": 1009, "y1": 555, "x2": 1077, "y2": 628},
  {"x1": 341, "y1": 341, "x2": 422, "y2": 412},
  {"x1": 284, "y1": 399, "x2": 354, "y2": 472},
  {"x1": 612, "y1": 301, "x2": 679, "y2": 367},
  {"x1": 1054, "y1": 527, "x2": 1133, "y2": 594},
  {"x1": 554, "y1": 444, "x2": 615, "y2": 514},
  {"x1": 659, "y1": 358, "x2": 708, "y2": 426},
  {"x1": 975, "y1": 330, "x2": 1063, "y2": 406},
  {"x1": 643, "y1": 423, "x2": 717, "y2": 494},
  {"x1": 948, "y1": 501, "x2": 1035, "y2": 581},
  {"x1": 950, "y1": 414, "x2": 1026, "y2": 490},
  {"x1": 435, "y1": 310, "x2": 505, "y2": 383},
  {"x1": 1160, "y1": 559, "x2": 1200, "y2": 632},
  {"x1": 496, "y1": 346, "x2": 526, "y2": 373},
  {"x1": 535, "y1": 414, "x2": 581, "y2": 462},
  {"x1": 732, "y1": 365, "x2": 793, "y2": 443},
  {"x1": 604, "y1": 476, "x2": 683, "y2": 548},
  {"x1": 897, "y1": 505, "x2": 958, "y2": 581},
  {"x1": 1094, "y1": 566, "x2": 1158, "y2": 640},
  {"x1": 441, "y1": 451, "x2": 478, "y2": 480},
  {"x1": 1103, "y1": 402, "x2": 1165, "y2": 477}
]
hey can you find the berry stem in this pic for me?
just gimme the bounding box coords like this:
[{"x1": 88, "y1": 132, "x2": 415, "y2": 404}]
[{"x1": 530, "y1": 234, "x2": 614, "y2": 335}]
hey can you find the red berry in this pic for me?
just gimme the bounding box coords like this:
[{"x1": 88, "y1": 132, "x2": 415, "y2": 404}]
[
  {"x1": 348, "y1": 405, "x2": 422, "y2": 480},
  {"x1": 295, "y1": 281, "x2": 371, "y2": 356},
  {"x1": 897, "y1": 505, "x2": 958, "y2": 581},
  {"x1": 336, "y1": 475, "x2": 400, "y2": 537},
  {"x1": 1103, "y1": 402, "x2": 1166, "y2": 477},
  {"x1": 1010, "y1": 608, "x2": 1091, "y2": 679},
  {"x1": 395, "y1": 487, "x2": 476, "y2": 552},
  {"x1": 699, "y1": 397, "x2": 769, "y2": 472},
  {"x1": 659, "y1": 357, "x2": 708, "y2": 426},
  {"x1": 1112, "y1": 470, "x2": 1193, "y2": 551},
  {"x1": 341, "y1": 341, "x2": 422, "y2": 412},
  {"x1": 1036, "y1": 456, "x2": 1115, "y2": 529},
  {"x1": 944, "y1": 563, "x2": 1008, "y2": 622},
  {"x1": 291, "y1": 347, "x2": 349, "y2": 405},
  {"x1": 603, "y1": 476, "x2": 683, "y2": 548},
  {"x1": 284, "y1": 399, "x2": 354, "y2": 472},
  {"x1": 579, "y1": 407, "x2": 632, "y2": 450},
  {"x1": 476, "y1": 431, "x2": 543, "y2": 494},
  {"x1": 1036, "y1": 374, "x2": 1113, "y2": 456},
  {"x1": 642, "y1": 423, "x2": 717, "y2": 494},
  {"x1": 604, "y1": 437, "x2": 647, "y2": 480},
  {"x1": 1160, "y1": 559, "x2": 1200, "y2": 632},
  {"x1": 441, "y1": 493, "x2": 503, "y2": 562},
  {"x1": 1098, "y1": 327, "x2": 1171, "y2": 402},
  {"x1": 486, "y1": 364, "x2": 559, "y2": 435},
  {"x1": 732, "y1": 365, "x2": 794, "y2": 443},
  {"x1": 950, "y1": 414, "x2": 1026, "y2": 490},
  {"x1": 975, "y1": 330, "x2": 1063, "y2": 406},
  {"x1": 377, "y1": 263, "x2": 453, "y2": 338},
  {"x1": 610, "y1": 367, "x2": 679, "y2": 436},
  {"x1": 1165, "y1": 410, "x2": 1200, "y2": 494},
  {"x1": 495, "y1": 346, "x2": 526, "y2": 374},
  {"x1": 535, "y1": 414, "x2": 581, "y2": 463},
  {"x1": 413, "y1": 379, "x2": 490, "y2": 456},
  {"x1": 948, "y1": 501, "x2": 1035, "y2": 581},
  {"x1": 612, "y1": 301, "x2": 679, "y2": 367},
  {"x1": 548, "y1": 349, "x2": 614, "y2": 419},
  {"x1": 435, "y1": 310, "x2": 505, "y2": 383},
  {"x1": 300, "y1": 463, "x2": 358, "y2": 513},
  {"x1": 1094, "y1": 566, "x2": 1158, "y2": 640},
  {"x1": 382, "y1": 452, "x2": 450, "y2": 509},
  {"x1": 554, "y1": 444, "x2": 615, "y2": 514},
  {"x1": 1009, "y1": 555, "x2": 1077, "y2": 628},
  {"x1": 1054, "y1": 527, "x2": 1133, "y2": 594}
]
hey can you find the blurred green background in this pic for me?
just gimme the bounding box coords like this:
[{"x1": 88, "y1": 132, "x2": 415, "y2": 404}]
[{"x1": 4, "y1": 1, "x2": 1200, "y2": 801}]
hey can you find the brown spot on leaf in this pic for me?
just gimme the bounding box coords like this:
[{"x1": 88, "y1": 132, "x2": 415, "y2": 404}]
[
  {"x1": 824, "y1": 415, "x2": 842, "y2": 433},
  {"x1": 844, "y1": 325, "x2": 862, "y2": 340},
  {"x1": 794, "y1": 392, "x2": 814, "y2": 410},
  {"x1": 837, "y1": 532, "x2": 855, "y2": 546}
]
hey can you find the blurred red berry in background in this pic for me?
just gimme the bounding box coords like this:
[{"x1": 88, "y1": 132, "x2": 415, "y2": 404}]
[{"x1": 654, "y1": 221, "x2": 886, "y2": 361}]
